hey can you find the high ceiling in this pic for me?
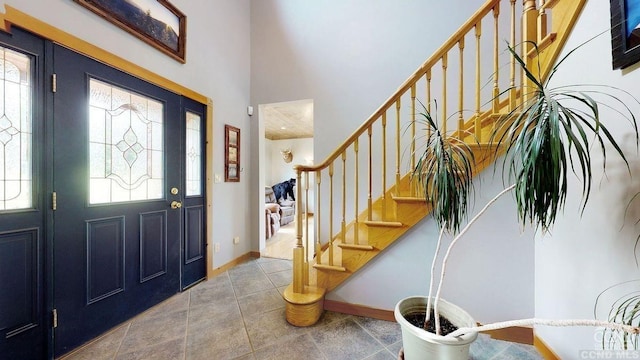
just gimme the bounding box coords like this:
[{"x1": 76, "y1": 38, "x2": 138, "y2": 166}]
[{"x1": 263, "y1": 100, "x2": 313, "y2": 140}]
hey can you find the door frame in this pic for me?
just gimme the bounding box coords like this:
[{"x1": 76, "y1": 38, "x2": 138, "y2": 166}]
[{"x1": 0, "y1": 7, "x2": 214, "y2": 357}]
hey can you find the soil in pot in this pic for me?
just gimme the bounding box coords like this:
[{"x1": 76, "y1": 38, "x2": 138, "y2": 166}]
[{"x1": 404, "y1": 310, "x2": 458, "y2": 336}]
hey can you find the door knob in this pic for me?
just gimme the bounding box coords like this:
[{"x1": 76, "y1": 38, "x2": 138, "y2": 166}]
[{"x1": 171, "y1": 201, "x2": 182, "y2": 209}]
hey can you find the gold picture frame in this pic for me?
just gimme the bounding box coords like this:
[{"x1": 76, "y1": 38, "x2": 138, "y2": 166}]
[
  {"x1": 74, "y1": 0, "x2": 187, "y2": 63},
  {"x1": 225, "y1": 125, "x2": 240, "y2": 182}
]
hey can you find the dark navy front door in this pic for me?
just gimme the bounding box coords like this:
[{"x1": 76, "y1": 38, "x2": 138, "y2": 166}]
[{"x1": 52, "y1": 45, "x2": 185, "y2": 356}]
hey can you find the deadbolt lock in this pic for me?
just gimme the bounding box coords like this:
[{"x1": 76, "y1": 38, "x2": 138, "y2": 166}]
[{"x1": 171, "y1": 187, "x2": 179, "y2": 195}]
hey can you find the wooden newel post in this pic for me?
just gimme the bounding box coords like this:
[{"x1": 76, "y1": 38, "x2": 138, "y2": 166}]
[
  {"x1": 537, "y1": 0, "x2": 548, "y2": 42},
  {"x1": 292, "y1": 167, "x2": 305, "y2": 293},
  {"x1": 522, "y1": 0, "x2": 538, "y2": 46}
]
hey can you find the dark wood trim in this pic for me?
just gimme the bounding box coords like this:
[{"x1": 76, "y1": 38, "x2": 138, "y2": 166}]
[
  {"x1": 224, "y1": 125, "x2": 240, "y2": 182},
  {"x1": 480, "y1": 325, "x2": 532, "y2": 345},
  {"x1": 324, "y1": 299, "x2": 395, "y2": 322},
  {"x1": 73, "y1": 0, "x2": 187, "y2": 63}
]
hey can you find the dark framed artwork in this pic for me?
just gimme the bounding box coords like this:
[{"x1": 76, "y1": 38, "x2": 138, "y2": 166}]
[
  {"x1": 74, "y1": 0, "x2": 187, "y2": 63},
  {"x1": 611, "y1": 0, "x2": 640, "y2": 69},
  {"x1": 225, "y1": 125, "x2": 240, "y2": 182}
]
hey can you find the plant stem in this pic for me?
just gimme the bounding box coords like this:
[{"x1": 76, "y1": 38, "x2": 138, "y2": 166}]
[
  {"x1": 433, "y1": 184, "x2": 516, "y2": 335},
  {"x1": 425, "y1": 224, "x2": 447, "y2": 330},
  {"x1": 447, "y1": 319, "x2": 640, "y2": 338}
]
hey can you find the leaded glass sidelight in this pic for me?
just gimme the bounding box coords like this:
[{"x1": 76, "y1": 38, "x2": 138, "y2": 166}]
[
  {"x1": 89, "y1": 78, "x2": 164, "y2": 204},
  {"x1": 0, "y1": 47, "x2": 32, "y2": 211},
  {"x1": 185, "y1": 111, "x2": 202, "y2": 196}
]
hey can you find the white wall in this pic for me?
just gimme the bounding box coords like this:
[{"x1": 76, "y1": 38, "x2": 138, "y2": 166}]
[
  {"x1": 266, "y1": 138, "x2": 313, "y2": 186},
  {"x1": 2, "y1": 0, "x2": 252, "y2": 268},
  {"x1": 264, "y1": 139, "x2": 273, "y2": 186},
  {"x1": 328, "y1": 160, "x2": 536, "y2": 324},
  {"x1": 250, "y1": 0, "x2": 486, "y2": 163},
  {"x1": 534, "y1": 1, "x2": 640, "y2": 356}
]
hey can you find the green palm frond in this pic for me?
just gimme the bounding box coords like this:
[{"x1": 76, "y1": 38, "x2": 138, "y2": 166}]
[
  {"x1": 595, "y1": 281, "x2": 640, "y2": 350},
  {"x1": 491, "y1": 43, "x2": 639, "y2": 232},
  {"x1": 412, "y1": 103, "x2": 476, "y2": 234}
]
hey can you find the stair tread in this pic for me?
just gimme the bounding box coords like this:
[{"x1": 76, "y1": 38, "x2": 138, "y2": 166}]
[
  {"x1": 313, "y1": 264, "x2": 347, "y2": 272},
  {"x1": 392, "y1": 195, "x2": 427, "y2": 203},
  {"x1": 338, "y1": 243, "x2": 375, "y2": 251},
  {"x1": 364, "y1": 220, "x2": 404, "y2": 227}
]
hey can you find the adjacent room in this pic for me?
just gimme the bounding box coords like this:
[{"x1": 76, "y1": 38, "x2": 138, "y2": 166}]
[{"x1": 261, "y1": 99, "x2": 314, "y2": 260}]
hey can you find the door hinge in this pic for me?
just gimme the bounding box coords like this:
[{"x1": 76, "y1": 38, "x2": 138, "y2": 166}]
[
  {"x1": 52, "y1": 74, "x2": 57, "y2": 93},
  {"x1": 52, "y1": 191, "x2": 57, "y2": 211},
  {"x1": 52, "y1": 309, "x2": 58, "y2": 328}
]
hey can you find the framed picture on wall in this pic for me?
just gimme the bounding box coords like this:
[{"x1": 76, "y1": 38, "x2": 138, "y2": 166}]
[
  {"x1": 225, "y1": 125, "x2": 240, "y2": 182},
  {"x1": 73, "y1": 0, "x2": 187, "y2": 63},
  {"x1": 611, "y1": 0, "x2": 640, "y2": 69}
]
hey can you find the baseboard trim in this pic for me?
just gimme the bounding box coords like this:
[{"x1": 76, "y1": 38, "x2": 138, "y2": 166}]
[
  {"x1": 208, "y1": 251, "x2": 260, "y2": 279},
  {"x1": 324, "y1": 300, "x2": 538, "y2": 346},
  {"x1": 324, "y1": 299, "x2": 395, "y2": 322},
  {"x1": 480, "y1": 325, "x2": 532, "y2": 345},
  {"x1": 534, "y1": 334, "x2": 560, "y2": 360}
]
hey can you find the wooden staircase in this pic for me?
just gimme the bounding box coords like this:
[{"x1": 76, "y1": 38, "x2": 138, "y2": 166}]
[{"x1": 284, "y1": 0, "x2": 586, "y2": 327}]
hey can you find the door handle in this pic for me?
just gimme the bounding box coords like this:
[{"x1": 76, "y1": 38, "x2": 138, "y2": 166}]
[{"x1": 171, "y1": 201, "x2": 182, "y2": 209}]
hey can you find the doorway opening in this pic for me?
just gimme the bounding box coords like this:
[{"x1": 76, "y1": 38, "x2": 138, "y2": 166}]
[{"x1": 259, "y1": 99, "x2": 314, "y2": 260}]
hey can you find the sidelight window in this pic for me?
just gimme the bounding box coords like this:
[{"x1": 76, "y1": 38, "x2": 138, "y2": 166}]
[{"x1": 185, "y1": 111, "x2": 201, "y2": 196}]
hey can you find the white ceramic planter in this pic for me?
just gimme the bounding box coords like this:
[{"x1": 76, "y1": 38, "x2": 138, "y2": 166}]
[{"x1": 394, "y1": 296, "x2": 478, "y2": 360}]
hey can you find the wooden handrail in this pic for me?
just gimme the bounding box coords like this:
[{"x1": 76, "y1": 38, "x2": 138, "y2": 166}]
[{"x1": 293, "y1": 0, "x2": 501, "y2": 173}]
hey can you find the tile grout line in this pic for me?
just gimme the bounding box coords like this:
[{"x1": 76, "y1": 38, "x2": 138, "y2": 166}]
[
  {"x1": 112, "y1": 322, "x2": 131, "y2": 360},
  {"x1": 352, "y1": 318, "x2": 397, "y2": 359},
  {"x1": 228, "y1": 269, "x2": 256, "y2": 357},
  {"x1": 181, "y1": 288, "x2": 191, "y2": 360},
  {"x1": 305, "y1": 324, "x2": 331, "y2": 360},
  {"x1": 249, "y1": 259, "x2": 284, "y2": 355}
]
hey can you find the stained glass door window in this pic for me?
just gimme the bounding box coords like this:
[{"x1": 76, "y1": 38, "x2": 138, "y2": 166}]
[
  {"x1": 185, "y1": 111, "x2": 201, "y2": 196},
  {"x1": 89, "y1": 78, "x2": 164, "y2": 204},
  {"x1": 0, "y1": 47, "x2": 32, "y2": 211}
]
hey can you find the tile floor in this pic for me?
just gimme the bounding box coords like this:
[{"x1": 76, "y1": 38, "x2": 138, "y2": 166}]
[{"x1": 59, "y1": 257, "x2": 544, "y2": 360}]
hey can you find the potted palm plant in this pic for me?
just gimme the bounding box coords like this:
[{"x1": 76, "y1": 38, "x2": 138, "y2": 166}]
[
  {"x1": 394, "y1": 41, "x2": 640, "y2": 359},
  {"x1": 394, "y1": 100, "x2": 479, "y2": 359}
]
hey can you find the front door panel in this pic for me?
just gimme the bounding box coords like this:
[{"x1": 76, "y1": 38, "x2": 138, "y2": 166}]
[
  {"x1": 0, "y1": 28, "x2": 46, "y2": 360},
  {"x1": 53, "y1": 45, "x2": 183, "y2": 355}
]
